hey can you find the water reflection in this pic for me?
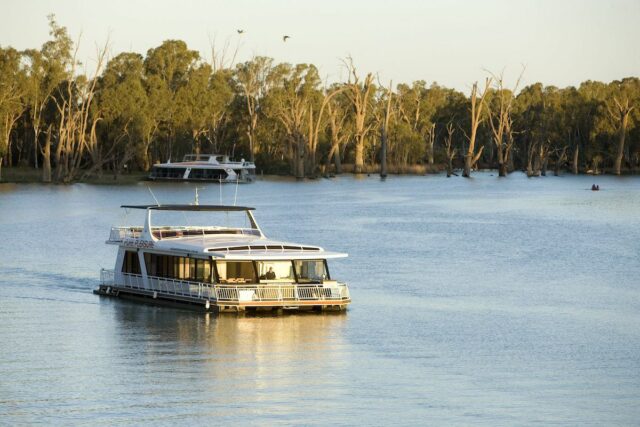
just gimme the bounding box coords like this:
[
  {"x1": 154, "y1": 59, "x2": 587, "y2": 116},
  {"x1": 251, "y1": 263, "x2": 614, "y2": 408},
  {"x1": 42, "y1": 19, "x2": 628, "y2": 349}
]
[{"x1": 106, "y1": 301, "x2": 350, "y2": 421}]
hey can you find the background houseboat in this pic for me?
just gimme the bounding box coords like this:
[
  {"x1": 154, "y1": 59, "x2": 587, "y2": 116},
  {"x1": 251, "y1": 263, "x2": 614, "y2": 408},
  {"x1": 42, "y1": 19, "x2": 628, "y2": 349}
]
[
  {"x1": 95, "y1": 204, "x2": 351, "y2": 312},
  {"x1": 149, "y1": 154, "x2": 256, "y2": 183}
]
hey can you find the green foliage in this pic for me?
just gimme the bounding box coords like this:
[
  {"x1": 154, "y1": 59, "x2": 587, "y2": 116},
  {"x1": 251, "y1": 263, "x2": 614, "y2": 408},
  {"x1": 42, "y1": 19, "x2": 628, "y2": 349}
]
[{"x1": 2, "y1": 17, "x2": 640, "y2": 180}]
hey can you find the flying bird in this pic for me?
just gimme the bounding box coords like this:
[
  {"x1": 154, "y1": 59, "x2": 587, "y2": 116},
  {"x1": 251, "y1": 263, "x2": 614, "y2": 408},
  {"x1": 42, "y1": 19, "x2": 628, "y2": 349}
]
[
  {"x1": 282, "y1": 35, "x2": 291, "y2": 42},
  {"x1": 237, "y1": 29, "x2": 245, "y2": 34}
]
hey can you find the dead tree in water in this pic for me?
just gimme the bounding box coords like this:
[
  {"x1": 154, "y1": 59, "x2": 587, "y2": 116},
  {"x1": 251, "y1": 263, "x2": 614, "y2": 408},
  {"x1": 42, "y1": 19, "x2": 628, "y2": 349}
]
[
  {"x1": 444, "y1": 122, "x2": 457, "y2": 177},
  {"x1": 487, "y1": 70, "x2": 523, "y2": 176},
  {"x1": 463, "y1": 78, "x2": 492, "y2": 177},
  {"x1": 608, "y1": 97, "x2": 634, "y2": 175},
  {"x1": 526, "y1": 140, "x2": 550, "y2": 177}
]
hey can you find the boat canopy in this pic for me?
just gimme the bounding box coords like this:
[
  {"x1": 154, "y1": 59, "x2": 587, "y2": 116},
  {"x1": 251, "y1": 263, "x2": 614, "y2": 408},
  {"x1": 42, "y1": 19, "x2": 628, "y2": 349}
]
[{"x1": 121, "y1": 204, "x2": 255, "y2": 211}]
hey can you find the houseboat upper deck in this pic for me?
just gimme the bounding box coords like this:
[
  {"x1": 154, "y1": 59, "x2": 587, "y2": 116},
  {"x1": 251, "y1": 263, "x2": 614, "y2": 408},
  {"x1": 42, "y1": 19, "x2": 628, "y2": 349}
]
[{"x1": 95, "y1": 204, "x2": 350, "y2": 312}]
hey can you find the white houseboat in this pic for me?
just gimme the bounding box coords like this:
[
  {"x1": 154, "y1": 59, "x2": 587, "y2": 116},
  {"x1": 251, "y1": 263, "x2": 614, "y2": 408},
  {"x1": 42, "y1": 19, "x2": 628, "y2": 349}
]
[
  {"x1": 95, "y1": 204, "x2": 350, "y2": 312},
  {"x1": 149, "y1": 154, "x2": 257, "y2": 183}
]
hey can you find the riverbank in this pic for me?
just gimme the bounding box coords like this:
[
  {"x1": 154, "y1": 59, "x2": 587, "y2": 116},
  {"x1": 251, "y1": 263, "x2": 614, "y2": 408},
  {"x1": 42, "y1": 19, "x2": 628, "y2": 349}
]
[
  {"x1": 1, "y1": 164, "x2": 638, "y2": 184},
  {"x1": 0, "y1": 167, "x2": 148, "y2": 185}
]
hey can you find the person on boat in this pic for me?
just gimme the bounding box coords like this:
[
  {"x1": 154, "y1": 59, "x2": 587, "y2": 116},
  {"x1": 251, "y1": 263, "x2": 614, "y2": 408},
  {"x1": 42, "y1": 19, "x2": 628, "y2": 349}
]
[
  {"x1": 591, "y1": 184, "x2": 599, "y2": 191},
  {"x1": 265, "y1": 267, "x2": 276, "y2": 280}
]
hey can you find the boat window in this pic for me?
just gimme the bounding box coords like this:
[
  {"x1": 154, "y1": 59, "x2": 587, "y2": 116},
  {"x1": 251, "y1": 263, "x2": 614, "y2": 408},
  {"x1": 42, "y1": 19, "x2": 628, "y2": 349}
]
[
  {"x1": 143, "y1": 253, "x2": 213, "y2": 282},
  {"x1": 122, "y1": 250, "x2": 141, "y2": 274},
  {"x1": 293, "y1": 260, "x2": 328, "y2": 283},
  {"x1": 151, "y1": 167, "x2": 186, "y2": 179},
  {"x1": 188, "y1": 168, "x2": 228, "y2": 180},
  {"x1": 215, "y1": 261, "x2": 256, "y2": 284},
  {"x1": 256, "y1": 261, "x2": 295, "y2": 282}
]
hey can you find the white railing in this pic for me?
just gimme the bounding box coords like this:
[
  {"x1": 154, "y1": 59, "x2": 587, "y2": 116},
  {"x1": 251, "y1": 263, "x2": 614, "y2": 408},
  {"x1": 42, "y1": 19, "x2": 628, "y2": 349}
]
[
  {"x1": 107, "y1": 226, "x2": 261, "y2": 243},
  {"x1": 108, "y1": 227, "x2": 143, "y2": 242},
  {"x1": 212, "y1": 283, "x2": 349, "y2": 303},
  {"x1": 100, "y1": 269, "x2": 349, "y2": 304},
  {"x1": 150, "y1": 226, "x2": 261, "y2": 240},
  {"x1": 100, "y1": 268, "x2": 115, "y2": 285},
  {"x1": 111, "y1": 271, "x2": 215, "y2": 299}
]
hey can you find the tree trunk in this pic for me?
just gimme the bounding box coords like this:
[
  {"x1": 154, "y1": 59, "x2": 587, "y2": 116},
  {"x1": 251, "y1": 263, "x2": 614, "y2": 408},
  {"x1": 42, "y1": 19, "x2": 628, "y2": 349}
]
[
  {"x1": 334, "y1": 147, "x2": 342, "y2": 174},
  {"x1": 572, "y1": 144, "x2": 579, "y2": 174},
  {"x1": 426, "y1": 125, "x2": 435, "y2": 166},
  {"x1": 42, "y1": 126, "x2": 52, "y2": 183},
  {"x1": 463, "y1": 155, "x2": 472, "y2": 178},
  {"x1": 497, "y1": 147, "x2": 506, "y2": 177},
  {"x1": 380, "y1": 130, "x2": 387, "y2": 178},
  {"x1": 296, "y1": 134, "x2": 305, "y2": 180},
  {"x1": 614, "y1": 114, "x2": 629, "y2": 175},
  {"x1": 354, "y1": 135, "x2": 364, "y2": 174},
  {"x1": 33, "y1": 129, "x2": 39, "y2": 169}
]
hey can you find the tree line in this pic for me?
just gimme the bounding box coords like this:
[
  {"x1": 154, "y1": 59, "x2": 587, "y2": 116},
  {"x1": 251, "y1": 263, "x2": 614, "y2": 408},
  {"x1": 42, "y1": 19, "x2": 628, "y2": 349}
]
[{"x1": 0, "y1": 16, "x2": 638, "y2": 183}]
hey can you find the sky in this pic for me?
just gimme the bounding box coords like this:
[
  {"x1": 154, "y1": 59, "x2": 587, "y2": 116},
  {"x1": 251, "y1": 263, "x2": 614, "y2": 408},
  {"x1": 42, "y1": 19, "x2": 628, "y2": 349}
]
[{"x1": 2, "y1": 0, "x2": 639, "y2": 93}]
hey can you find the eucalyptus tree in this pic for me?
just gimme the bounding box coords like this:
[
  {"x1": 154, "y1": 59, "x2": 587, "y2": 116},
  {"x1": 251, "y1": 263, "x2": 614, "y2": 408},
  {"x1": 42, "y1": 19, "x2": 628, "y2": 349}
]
[
  {"x1": 175, "y1": 63, "x2": 215, "y2": 155},
  {"x1": 576, "y1": 80, "x2": 609, "y2": 173},
  {"x1": 96, "y1": 52, "x2": 147, "y2": 175},
  {"x1": 606, "y1": 78, "x2": 638, "y2": 175},
  {"x1": 140, "y1": 74, "x2": 171, "y2": 169},
  {"x1": 263, "y1": 63, "x2": 323, "y2": 178},
  {"x1": 0, "y1": 46, "x2": 26, "y2": 180},
  {"x1": 144, "y1": 40, "x2": 199, "y2": 160},
  {"x1": 206, "y1": 69, "x2": 235, "y2": 153},
  {"x1": 235, "y1": 56, "x2": 274, "y2": 162}
]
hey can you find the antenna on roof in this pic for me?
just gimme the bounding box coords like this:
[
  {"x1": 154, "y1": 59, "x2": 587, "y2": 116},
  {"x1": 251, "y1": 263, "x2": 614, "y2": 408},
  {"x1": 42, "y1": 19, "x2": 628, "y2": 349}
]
[{"x1": 147, "y1": 186, "x2": 160, "y2": 206}]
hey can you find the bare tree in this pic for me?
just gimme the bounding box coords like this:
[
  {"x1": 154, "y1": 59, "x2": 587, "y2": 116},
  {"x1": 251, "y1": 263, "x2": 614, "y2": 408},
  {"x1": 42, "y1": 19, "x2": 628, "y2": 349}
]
[
  {"x1": 51, "y1": 39, "x2": 108, "y2": 183},
  {"x1": 325, "y1": 95, "x2": 351, "y2": 174},
  {"x1": 444, "y1": 122, "x2": 457, "y2": 177},
  {"x1": 379, "y1": 81, "x2": 393, "y2": 178},
  {"x1": 343, "y1": 58, "x2": 375, "y2": 174},
  {"x1": 309, "y1": 86, "x2": 347, "y2": 177},
  {"x1": 462, "y1": 78, "x2": 492, "y2": 177},
  {"x1": 208, "y1": 34, "x2": 240, "y2": 73},
  {"x1": 486, "y1": 69, "x2": 523, "y2": 176}
]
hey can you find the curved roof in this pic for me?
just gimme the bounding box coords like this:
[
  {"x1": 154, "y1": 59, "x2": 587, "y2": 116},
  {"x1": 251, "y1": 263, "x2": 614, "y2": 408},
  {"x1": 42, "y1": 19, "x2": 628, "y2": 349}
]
[{"x1": 121, "y1": 204, "x2": 255, "y2": 211}]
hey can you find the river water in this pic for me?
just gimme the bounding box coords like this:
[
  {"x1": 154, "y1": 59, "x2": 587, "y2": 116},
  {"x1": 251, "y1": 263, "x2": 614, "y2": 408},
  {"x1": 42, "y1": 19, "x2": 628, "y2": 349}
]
[{"x1": 1, "y1": 173, "x2": 639, "y2": 425}]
